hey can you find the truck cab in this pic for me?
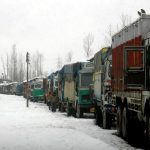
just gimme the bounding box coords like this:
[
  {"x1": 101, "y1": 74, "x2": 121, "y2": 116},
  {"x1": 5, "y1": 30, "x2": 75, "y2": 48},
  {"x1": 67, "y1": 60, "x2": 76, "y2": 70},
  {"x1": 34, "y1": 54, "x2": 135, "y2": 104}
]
[
  {"x1": 75, "y1": 62, "x2": 94, "y2": 118},
  {"x1": 94, "y1": 47, "x2": 115, "y2": 129},
  {"x1": 30, "y1": 79, "x2": 44, "y2": 102}
]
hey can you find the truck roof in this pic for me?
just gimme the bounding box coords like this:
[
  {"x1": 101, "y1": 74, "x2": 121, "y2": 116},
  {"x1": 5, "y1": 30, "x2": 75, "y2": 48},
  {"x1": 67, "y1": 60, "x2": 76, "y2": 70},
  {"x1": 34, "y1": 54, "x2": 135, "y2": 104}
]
[
  {"x1": 79, "y1": 62, "x2": 94, "y2": 73},
  {"x1": 112, "y1": 14, "x2": 150, "y2": 48}
]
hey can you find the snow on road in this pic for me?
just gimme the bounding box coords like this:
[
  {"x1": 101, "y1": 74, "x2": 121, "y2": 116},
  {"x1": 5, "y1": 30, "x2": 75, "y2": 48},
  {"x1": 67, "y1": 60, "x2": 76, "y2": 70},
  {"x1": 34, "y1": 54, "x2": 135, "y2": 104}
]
[{"x1": 0, "y1": 94, "x2": 142, "y2": 150}]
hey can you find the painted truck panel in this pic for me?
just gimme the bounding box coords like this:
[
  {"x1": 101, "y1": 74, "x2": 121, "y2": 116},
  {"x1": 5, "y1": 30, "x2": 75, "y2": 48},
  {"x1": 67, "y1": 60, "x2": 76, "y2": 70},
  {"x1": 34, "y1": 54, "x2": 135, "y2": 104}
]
[
  {"x1": 64, "y1": 81, "x2": 75, "y2": 101},
  {"x1": 78, "y1": 88, "x2": 93, "y2": 105},
  {"x1": 93, "y1": 47, "x2": 111, "y2": 101},
  {"x1": 110, "y1": 14, "x2": 150, "y2": 142},
  {"x1": 112, "y1": 15, "x2": 150, "y2": 92},
  {"x1": 93, "y1": 72, "x2": 101, "y2": 101}
]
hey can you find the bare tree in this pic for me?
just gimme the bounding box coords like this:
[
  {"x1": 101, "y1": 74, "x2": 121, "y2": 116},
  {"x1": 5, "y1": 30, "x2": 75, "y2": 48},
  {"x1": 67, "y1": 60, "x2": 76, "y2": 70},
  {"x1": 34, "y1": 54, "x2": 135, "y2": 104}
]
[
  {"x1": 31, "y1": 50, "x2": 43, "y2": 78},
  {"x1": 1, "y1": 56, "x2": 6, "y2": 79},
  {"x1": 18, "y1": 53, "x2": 24, "y2": 82},
  {"x1": 43, "y1": 70, "x2": 48, "y2": 77},
  {"x1": 8, "y1": 44, "x2": 18, "y2": 81},
  {"x1": 103, "y1": 14, "x2": 132, "y2": 47},
  {"x1": 36, "y1": 51, "x2": 40, "y2": 76},
  {"x1": 32, "y1": 53, "x2": 37, "y2": 77},
  {"x1": 12, "y1": 44, "x2": 18, "y2": 81},
  {"x1": 0, "y1": 45, "x2": 29, "y2": 82},
  {"x1": 103, "y1": 24, "x2": 114, "y2": 46},
  {"x1": 6, "y1": 53, "x2": 9, "y2": 79},
  {"x1": 39, "y1": 53, "x2": 43, "y2": 75},
  {"x1": 120, "y1": 13, "x2": 132, "y2": 28},
  {"x1": 66, "y1": 51, "x2": 73, "y2": 63},
  {"x1": 83, "y1": 32, "x2": 94, "y2": 58},
  {"x1": 57, "y1": 56, "x2": 63, "y2": 69}
]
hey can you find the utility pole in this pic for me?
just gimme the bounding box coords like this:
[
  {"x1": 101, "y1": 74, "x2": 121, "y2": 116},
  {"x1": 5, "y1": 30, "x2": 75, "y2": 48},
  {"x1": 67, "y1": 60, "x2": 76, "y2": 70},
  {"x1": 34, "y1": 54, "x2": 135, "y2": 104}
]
[{"x1": 26, "y1": 52, "x2": 30, "y2": 107}]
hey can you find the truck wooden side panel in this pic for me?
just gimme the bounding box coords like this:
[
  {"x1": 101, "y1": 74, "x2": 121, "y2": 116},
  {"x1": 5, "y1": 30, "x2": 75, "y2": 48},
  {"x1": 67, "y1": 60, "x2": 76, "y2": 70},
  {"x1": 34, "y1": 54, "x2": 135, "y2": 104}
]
[
  {"x1": 112, "y1": 37, "x2": 142, "y2": 91},
  {"x1": 64, "y1": 81, "x2": 75, "y2": 101},
  {"x1": 93, "y1": 72, "x2": 101, "y2": 101},
  {"x1": 112, "y1": 15, "x2": 150, "y2": 92}
]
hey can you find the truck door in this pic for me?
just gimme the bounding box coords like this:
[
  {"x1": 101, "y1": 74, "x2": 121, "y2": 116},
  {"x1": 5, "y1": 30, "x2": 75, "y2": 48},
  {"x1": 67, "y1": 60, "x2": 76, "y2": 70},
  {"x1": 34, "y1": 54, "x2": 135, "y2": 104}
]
[{"x1": 124, "y1": 46, "x2": 145, "y2": 89}]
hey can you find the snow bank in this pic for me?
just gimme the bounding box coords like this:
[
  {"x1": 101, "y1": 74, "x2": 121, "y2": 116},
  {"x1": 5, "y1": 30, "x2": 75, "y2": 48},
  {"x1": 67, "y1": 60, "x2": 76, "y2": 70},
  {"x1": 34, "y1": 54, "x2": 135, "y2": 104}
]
[{"x1": 0, "y1": 94, "x2": 140, "y2": 150}]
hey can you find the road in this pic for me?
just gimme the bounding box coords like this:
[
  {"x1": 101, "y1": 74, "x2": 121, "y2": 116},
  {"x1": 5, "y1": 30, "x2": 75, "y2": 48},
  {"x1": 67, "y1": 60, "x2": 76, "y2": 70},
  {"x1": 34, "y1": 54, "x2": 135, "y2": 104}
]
[{"x1": 0, "y1": 94, "x2": 142, "y2": 150}]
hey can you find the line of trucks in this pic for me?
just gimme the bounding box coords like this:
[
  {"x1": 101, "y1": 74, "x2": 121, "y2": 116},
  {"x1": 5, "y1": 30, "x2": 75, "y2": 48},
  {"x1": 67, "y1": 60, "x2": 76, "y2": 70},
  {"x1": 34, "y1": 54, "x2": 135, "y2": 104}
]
[
  {"x1": 0, "y1": 13, "x2": 150, "y2": 145},
  {"x1": 44, "y1": 13, "x2": 150, "y2": 145}
]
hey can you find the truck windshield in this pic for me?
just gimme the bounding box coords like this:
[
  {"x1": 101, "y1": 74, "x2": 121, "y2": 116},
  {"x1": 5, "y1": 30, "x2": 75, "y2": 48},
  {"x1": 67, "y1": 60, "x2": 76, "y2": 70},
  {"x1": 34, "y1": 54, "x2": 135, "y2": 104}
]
[
  {"x1": 81, "y1": 73, "x2": 93, "y2": 87},
  {"x1": 34, "y1": 83, "x2": 42, "y2": 89}
]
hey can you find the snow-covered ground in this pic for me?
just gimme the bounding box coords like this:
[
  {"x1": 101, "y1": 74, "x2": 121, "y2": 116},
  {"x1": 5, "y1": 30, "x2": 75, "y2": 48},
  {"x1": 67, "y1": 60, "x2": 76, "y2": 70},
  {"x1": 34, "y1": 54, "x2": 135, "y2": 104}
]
[{"x1": 0, "y1": 94, "x2": 142, "y2": 150}]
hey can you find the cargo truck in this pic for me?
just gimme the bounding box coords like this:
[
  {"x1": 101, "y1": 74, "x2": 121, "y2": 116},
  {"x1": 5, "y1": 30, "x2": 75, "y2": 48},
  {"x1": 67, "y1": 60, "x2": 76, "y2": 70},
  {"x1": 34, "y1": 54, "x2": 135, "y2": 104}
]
[
  {"x1": 94, "y1": 47, "x2": 117, "y2": 129},
  {"x1": 65, "y1": 62, "x2": 82, "y2": 116},
  {"x1": 58, "y1": 62, "x2": 82, "y2": 115},
  {"x1": 111, "y1": 13, "x2": 150, "y2": 144},
  {"x1": 75, "y1": 61, "x2": 95, "y2": 118},
  {"x1": 30, "y1": 79, "x2": 44, "y2": 102},
  {"x1": 58, "y1": 62, "x2": 95, "y2": 118}
]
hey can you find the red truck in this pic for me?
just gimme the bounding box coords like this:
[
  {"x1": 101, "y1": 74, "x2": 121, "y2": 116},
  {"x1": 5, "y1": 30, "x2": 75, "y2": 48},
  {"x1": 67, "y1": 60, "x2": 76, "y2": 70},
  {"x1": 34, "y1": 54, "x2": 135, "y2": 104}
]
[{"x1": 112, "y1": 13, "x2": 150, "y2": 144}]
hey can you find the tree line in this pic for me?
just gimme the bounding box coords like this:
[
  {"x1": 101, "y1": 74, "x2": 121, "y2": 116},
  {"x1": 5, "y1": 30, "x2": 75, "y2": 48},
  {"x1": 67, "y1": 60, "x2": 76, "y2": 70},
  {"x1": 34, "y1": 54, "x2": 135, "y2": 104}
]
[
  {"x1": 1, "y1": 44, "x2": 44, "y2": 82},
  {"x1": 1, "y1": 14, "x2": 131, "y2": 80}
]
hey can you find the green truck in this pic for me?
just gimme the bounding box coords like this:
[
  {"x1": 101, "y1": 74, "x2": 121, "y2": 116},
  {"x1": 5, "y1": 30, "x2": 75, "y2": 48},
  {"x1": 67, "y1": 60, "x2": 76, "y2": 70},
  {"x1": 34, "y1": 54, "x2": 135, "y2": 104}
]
[
  {"x1": 75, "y1": 62, "x2": 95, "y2": 118},
  {"x1": 60, "y1": 62, "x2": 95, "y2": 118},
  {"x1": 30, "y1": 79, "x2": 45, "y2": 102},
  {"x1": 76, "y1": 62, "x2": 95, "y2": 118}
]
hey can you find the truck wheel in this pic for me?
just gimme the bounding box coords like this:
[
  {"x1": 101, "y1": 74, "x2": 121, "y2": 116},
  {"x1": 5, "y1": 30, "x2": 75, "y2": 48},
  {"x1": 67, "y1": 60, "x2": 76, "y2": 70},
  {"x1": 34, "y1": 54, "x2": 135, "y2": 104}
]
[
  {"x1": 96, "y1": 108, "x2": 102, "y2": 126},
  {"x1": 103, "y1": 109, "x2": 107, "y2": 129},
  {"x1": 122, "y1": 107, "x2": 128, "y2": 139},
  {"x1": 103, "y1": 108, "x2": 111, "y2": 129},
  {"x1": 67, "y1": 107, "x2": 70, "y2": 116},
  {"x1": 117, "y1": 107, "x2": 122, "y2": 136},
  {"x1": 58, "y1": 103, "x2": 61, "y2": 111},
  {"x1": 67, "y1": 102, "x2": 71, "y2": 116},
  {"x1": 146, "y1": 114, "x2": 150, "y2": 146},
  {"x1": 48, "y1": 103, "x2": 51, "y2": 110},
  {"x1": 52, "y1": 104, "x2": 56, "y2": 112},
  {"x1": 76, "y1": 104, "x2": 83, "y2": 118},
  {"x1": 60, "y1": 103, "x2": 65, "y2": 112}
]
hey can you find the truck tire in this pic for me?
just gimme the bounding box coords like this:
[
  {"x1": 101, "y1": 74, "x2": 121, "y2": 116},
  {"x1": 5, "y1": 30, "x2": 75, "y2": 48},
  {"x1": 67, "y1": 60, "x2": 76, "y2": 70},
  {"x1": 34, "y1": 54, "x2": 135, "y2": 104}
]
[
  {"x1": 48, "y1": 102, "x2": 51, "y2": 110},
  {"x1": 103, "y1": 109, "x2": 107, "y2": 129},
  {"x1": 117, "y1": 107, "x2": 122, "y2": 136},
  {"x1": 103, "y1": 108, "x2": 111, "y2": 129},
  {"x1": 67, "y1": 102, "x2": 72, "y2": 116},
  {"x1": 122, "y1": 107, "x2": 128, "y2": 139},
  {"x1": 51, "y1": 104, "x2": 56, "y2": 112},
  {"x1": 76, "y1": 104, "x2": 83, "y2": 118},
  {"x1": 96, "y1": 108, "x2": 102, "y2": 126},
  {"x1": 146, "y1": 114, "x2": 150, "y2": 147},
  {"x1": 60, "y1": 103, "x2": 65, "y2": 112},
  {"x1": 58, "y1": 103, "x2": 61, "y2": 111}
]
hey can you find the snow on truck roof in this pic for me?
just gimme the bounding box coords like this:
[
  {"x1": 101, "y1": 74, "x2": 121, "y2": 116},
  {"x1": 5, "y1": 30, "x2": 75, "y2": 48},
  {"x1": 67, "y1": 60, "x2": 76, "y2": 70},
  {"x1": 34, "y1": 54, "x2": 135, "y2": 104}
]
[
  {"x1": 0, "y1": 82, "x2": 18, "y2": 86},
  {"x1": 112, "y1": 14, "x2": 150, "y2": 48},
  {"x1": 112, "y1": 14, "x2": 150, "y2": 37},
  {"x1": 23, "y1": 76, "x2": 46, "y2": 83},
  {"x1": 79, "y1": 62, "x2": 94, "y2": 73}
]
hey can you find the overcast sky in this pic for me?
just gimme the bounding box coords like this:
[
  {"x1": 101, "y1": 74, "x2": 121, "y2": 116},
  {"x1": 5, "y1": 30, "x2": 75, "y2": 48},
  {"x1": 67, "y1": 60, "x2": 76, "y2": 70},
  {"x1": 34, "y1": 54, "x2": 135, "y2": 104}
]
[{"x1": 0, "y1": 0, "x2": 150, "y2": 74}]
